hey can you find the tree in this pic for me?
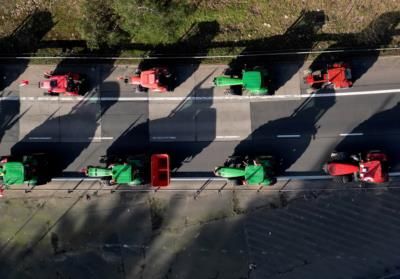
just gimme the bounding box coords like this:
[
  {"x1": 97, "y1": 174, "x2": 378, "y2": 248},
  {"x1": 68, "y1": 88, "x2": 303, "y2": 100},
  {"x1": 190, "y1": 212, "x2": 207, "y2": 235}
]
[
  {"x1": 113, "y1": 0, "x2": 194, "y2": 45},
  {"x1": 78, "y1": 0, "x2": 128, "y2": 50}
]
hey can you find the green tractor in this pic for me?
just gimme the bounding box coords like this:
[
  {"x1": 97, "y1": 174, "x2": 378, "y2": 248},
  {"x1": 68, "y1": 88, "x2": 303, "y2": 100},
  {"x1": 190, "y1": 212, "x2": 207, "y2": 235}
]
[
  {"x1": 214, "y1": 155, "x2": 277, "y2": 186},
  {"x1": 0, "y1": 154, "x2": 49, "y2": 187},
  {"x1": 84, "y1": 155, "x2": 145, "y2": 186},
  {"x1": 213, "y1": 67, "x2": 269, "y2": 95},
  {"x1": 83, "y1": 153, "x2": 171, "y2": 187}
]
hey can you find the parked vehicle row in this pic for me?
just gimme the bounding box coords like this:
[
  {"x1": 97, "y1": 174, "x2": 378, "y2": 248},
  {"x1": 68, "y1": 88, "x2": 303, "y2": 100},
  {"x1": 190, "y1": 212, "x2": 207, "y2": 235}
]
[{"x1": 35, "y1": 62, "x2": 353, "y2": 96}]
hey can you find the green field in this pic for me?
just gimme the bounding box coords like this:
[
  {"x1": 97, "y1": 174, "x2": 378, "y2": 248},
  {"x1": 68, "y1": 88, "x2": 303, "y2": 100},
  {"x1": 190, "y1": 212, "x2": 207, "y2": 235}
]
[{"x1": 0, "y1": 0, "x2": 399, "y2": 56}]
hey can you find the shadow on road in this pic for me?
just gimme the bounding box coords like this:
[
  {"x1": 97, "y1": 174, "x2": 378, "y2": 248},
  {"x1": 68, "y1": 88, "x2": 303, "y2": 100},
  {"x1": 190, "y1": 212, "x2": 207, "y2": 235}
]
[
  {"x1": 0, "y1": 9, "x2": 54, "y2": 145},
  {"x1": 333, "y1": 101, "x2": 400, "y2": 169},
  {"x1": 233, "y1": 95, "x2": 336, "y2": 172},
  {"x1": 10, "y1": 82, "x2": 120, "y2": 176},
  {"x1": 106, "y1": 72, "x2": 217, "y2": 175}
]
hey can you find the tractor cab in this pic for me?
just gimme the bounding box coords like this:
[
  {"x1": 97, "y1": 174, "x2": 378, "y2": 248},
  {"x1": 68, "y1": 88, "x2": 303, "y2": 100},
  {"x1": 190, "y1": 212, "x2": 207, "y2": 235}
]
[
  {"x1": 0, "y1": 155, "x2": 48, "y2": 187},
  {"x1": 129, "y1": 67, "x2": 175, "y2": 93},
  {"x1": 213, "y1": 68, "x2": 269, "y2": 95},
  {"x1": 39, "y1": 72, "x2": 85, "y2": 96},
  {"x1": 305, "y1": 63, "x2": 352, "y2": 91},
  {"x1": 214, "y1": 155, "x2": 277, "y2": 186}
]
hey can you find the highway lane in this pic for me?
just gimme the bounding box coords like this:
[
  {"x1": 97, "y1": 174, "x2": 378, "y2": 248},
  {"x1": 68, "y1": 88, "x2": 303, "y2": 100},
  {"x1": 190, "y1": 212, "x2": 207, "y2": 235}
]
[{"x1": 1, "y1": 56, "x2": 400, "y2": 178}]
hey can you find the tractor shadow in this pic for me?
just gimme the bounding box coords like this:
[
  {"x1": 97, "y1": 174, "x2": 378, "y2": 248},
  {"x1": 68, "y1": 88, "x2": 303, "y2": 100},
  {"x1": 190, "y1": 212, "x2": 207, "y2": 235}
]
[
  {"x1": 308, "y1": 11, "x2": 400, "y2": 89},
  {"x1": 106, "y1": 73, "x2": 216, "y2": 176},
  {"x1": 10, "y1": 82, "x2": 120, "y2": 176},
  {"x1": 332, "y1": 102, "x2": 400, "y2": 170},
  {"x1": 226, "y1": 10, "x2": 326, "y2": 95},
  {"x1": 233, "y1": 95, "x2": 336, "y2": 173}
]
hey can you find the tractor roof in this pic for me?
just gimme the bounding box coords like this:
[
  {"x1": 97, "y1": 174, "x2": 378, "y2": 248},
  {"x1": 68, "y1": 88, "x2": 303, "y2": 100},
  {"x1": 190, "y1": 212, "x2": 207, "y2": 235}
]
[
  {"x1": 242, "y1": 71, "x2": 262, "y2": 90},
  {"x1": 112, "y1": 164, "x2": 132, "y2": 184},
  {"x1": 244, "y1": 165, "x2": 265, "y2": 185},
  {"x1": 3, "y1": 162, "x2": 25, "y2": 185}
]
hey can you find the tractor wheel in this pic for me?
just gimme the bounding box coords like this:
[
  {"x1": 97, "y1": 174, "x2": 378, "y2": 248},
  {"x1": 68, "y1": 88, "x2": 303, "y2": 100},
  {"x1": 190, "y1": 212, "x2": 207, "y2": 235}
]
[
  {"x1": 303, "y1": 68, "x2": 312, "y2": 76},
  {"x1": 333, "y1": 175, "x2": 351, "y2": 184},
  {"x1": 330, "y1": 151, "x2": 348, "y2": 162},
  {"x1": 135, "y1": 85, "x2": 148, "y2": 94},
  {"x1": 229, "y1": 178, "x2": 242, "y2": 186}
]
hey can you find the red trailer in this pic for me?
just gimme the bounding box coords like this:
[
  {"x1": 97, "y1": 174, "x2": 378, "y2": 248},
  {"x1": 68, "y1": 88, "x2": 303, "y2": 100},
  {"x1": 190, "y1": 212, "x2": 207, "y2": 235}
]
[{"x1": 151, "y1": 154, "x2": 170, "y2": 187}]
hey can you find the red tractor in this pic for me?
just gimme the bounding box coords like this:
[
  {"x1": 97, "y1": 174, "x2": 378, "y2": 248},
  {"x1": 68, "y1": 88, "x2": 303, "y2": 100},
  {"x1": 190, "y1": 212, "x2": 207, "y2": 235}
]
[
  {"x1": 39, "y1": 72, "x2": 86, "y2": 96},
  {"x1": 304, "y1": 63, "x2": 352, "y2": 92},
  {"x1": 124, "y1": 67, "x2": 176, "y2": 93},
  {"x1": 323, "y1": 151, "x2": 389, "y2": 184}
]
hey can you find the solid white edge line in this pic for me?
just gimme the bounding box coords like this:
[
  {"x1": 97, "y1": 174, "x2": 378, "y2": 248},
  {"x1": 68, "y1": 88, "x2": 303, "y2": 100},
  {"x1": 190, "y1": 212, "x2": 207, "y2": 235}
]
[{"x1": 4, "y1": 46, "x2": 400, "y2": 60}]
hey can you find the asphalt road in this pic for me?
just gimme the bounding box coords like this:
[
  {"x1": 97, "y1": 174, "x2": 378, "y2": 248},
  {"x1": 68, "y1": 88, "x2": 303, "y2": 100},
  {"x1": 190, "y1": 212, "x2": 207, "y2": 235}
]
[{"x1": 1, "y1": 55, "x2": 400, "y2": 177}]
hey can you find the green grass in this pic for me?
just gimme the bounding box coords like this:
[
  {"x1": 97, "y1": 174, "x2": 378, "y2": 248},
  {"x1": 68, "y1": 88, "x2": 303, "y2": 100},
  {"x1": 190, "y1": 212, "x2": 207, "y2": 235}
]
[{"x1": 0, "y1": 0, "x2": 399, "y2": 57}]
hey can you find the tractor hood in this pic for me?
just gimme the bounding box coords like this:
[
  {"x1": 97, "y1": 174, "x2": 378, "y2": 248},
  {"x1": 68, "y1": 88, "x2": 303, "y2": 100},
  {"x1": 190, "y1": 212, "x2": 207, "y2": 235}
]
[
  {"x1": 214, "y1": 167, "x2": 246, "y2": 178},
  {"x1": 326, "y1": 162, "x2": 359, "y2": 176},
  {"x1": 213, "y1": 76, "x2": 244, "y2": 87},
  {"x1": 86, "y1": 166, "x2": 113, "y2": 177}
]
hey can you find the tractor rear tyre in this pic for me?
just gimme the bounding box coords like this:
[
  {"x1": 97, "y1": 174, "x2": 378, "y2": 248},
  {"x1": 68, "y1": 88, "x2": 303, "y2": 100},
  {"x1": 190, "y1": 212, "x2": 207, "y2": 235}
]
[
  {"x1": 229, "y1": 178, "x2": 242, "y2": 186},
  {"x1": 333, "y1": 175, "x2": 351, "y2": 184},
  {"x1": 330, "y1": 151, "x2": 348, "y2": 162}
]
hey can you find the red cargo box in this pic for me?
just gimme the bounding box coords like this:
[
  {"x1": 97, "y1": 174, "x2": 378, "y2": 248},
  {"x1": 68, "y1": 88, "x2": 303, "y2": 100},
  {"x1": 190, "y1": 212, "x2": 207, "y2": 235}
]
[{"x1": 151, "y1": 154, "x2": 170, "y2": 187}]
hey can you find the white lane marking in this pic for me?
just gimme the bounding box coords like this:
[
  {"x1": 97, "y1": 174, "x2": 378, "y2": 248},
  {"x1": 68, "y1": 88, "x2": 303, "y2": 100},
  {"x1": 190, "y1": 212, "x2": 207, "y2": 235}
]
[
  {"x1": 28, "y1": 137, "x2": 52, "y2": 140},
  {"x1": 151, "y1": 136, "x2": 176, "y2": 140},
  {"x1": 216, "y1": 135, "x2": 240, "y2": 139},
  {"x1": 5, "y1": 47, "x2": 400, "y2": 60},
  {"x1": 276, "y1": 134, "x2": 301, "y2": 138},
  {"x1": 339, "y1": 133, "x2": 363, "y2": 136},
  {"x1": 88, "y1": 136, "x2": 114, "y2": 140}
]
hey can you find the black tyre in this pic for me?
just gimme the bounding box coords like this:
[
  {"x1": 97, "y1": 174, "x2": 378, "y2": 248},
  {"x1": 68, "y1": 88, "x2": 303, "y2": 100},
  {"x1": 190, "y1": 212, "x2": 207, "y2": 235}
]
[
  {"x1": 135, "y1": 85, "x2": 147, "y2": 93},
  {"x1": 330, "y1": 151, "x2": 348, "y2": 162},
  {"x1": 333, "y1": 175, "x2": 351, "y2": 184},
  {"x1": 229, "y1": 178, "x2": 242, "y2": 186}
]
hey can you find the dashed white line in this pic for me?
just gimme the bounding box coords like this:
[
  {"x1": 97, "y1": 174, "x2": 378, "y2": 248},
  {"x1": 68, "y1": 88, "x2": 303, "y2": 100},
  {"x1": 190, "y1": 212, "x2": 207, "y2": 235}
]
[
  {"x1": 216, "y1": 135, "x2": 241, "y2": 139},
  {"x1": 276, "y1": 134, "x2": 301, "y2": 138},
  {"x1": 339, "y1": 133, "x2": 364, "y2": 136},
  {"x1": 88, "y1": 136, "x2": 114, "y2": 140},
  {"x1": 28, "y1": 137, "x2": 52, "y2": 140},
  {"x1": 151, "y1": 136, "x2": 177, "y2": 140}
]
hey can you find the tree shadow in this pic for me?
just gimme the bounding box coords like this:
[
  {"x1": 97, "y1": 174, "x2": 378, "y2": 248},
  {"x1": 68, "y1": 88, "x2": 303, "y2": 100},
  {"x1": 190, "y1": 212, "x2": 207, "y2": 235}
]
[{"x1": 233, "y1": 95, "x2": 336, "y2": 173}]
